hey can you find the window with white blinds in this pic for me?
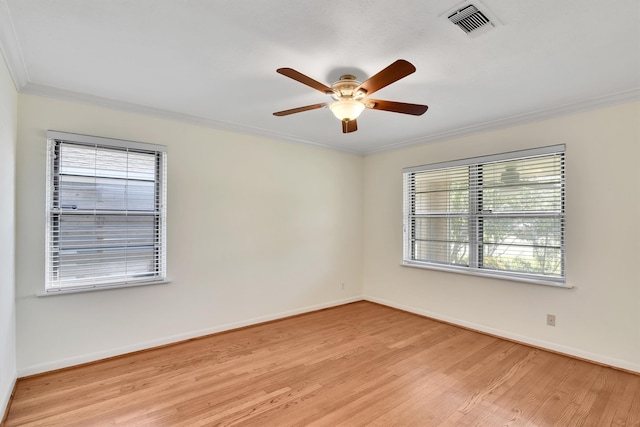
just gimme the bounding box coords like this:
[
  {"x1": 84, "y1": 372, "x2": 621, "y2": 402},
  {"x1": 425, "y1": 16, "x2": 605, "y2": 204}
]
[
  {"x1": 403, "y1": 145, "x2": 566, "y2": 287},
  {"x1": 45, "y1": 131, "x2": 167, "y2": 294}
]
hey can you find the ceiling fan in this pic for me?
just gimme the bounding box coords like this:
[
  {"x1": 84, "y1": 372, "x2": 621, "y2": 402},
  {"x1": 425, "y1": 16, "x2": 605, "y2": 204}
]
[{"x1": 273, "y1": 59, "x2": 428, "y2": 133}]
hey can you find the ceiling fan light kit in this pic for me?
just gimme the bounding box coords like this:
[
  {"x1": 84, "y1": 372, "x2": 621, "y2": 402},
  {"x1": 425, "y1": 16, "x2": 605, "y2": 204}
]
[
  {"x1": 328, "y1": 74, "x2": 366, "y2": 121},
  {"x1": 329, "y1": 99, "x2": 365, "y2": 121},
  {"x1": 273, "y1": 59, "x2": 428, "y2": 134}
]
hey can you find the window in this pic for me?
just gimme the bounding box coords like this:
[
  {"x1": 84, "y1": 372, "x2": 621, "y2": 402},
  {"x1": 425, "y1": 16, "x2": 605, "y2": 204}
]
[
  {"x1": 45, "y1": 131, "x2": 167, "y2": 294},
  {"x1": 403, "y1": 145, "x2": 566, "y2": 287}
]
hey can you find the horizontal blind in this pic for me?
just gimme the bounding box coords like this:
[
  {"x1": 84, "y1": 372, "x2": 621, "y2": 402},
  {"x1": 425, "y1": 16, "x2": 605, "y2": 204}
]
[
  {"x1": 403, "y1": 145, "x2": 565, "y2": 285},
  {"x1": 479, "y1": 152, "x2": 565, "y2": 278},
  {"x1": 404, "y1": 165, "x2": 471, "y2": 267},
  {"x1": 46, "y1": 133, "x2": 167, "y2": 292}
]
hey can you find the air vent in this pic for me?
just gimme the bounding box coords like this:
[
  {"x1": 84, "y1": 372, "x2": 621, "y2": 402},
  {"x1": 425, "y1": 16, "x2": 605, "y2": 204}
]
[{"x1": 448, "y1": 4, "x2": 495, "y2": 36}]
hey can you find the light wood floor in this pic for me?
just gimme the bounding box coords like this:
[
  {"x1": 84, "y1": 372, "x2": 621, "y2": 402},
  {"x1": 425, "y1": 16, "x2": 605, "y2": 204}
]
[{"x1": 5, "y1": 301, "x2": 640, "y2": 426}]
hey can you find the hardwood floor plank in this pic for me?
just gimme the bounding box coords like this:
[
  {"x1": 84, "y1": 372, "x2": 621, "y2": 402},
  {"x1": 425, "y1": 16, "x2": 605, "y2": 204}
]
[
  {"x1": 5, "y1": 301, "x2": 639, "y2": 426},
  {"x1": 480, "y1": 351, "x2": 574, "y2": 425}
]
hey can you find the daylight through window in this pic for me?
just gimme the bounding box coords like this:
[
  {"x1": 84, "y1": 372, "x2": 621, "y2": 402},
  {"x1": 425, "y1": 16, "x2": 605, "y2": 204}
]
[
  {"x1": 45, "y1": 131, "x2": 167, "y2": 294},
  {"x1": 403, "y1": 145, "x2": 566, "y2": 286}
]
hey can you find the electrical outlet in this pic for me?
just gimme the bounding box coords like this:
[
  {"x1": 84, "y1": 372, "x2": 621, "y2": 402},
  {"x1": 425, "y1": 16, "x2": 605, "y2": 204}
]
[
  {"x1": 546, "y1": 314, "x2": 556, "y2": 327},
  {"x1": 341, "y1": 282, "x2": 345, "y2": 290}
]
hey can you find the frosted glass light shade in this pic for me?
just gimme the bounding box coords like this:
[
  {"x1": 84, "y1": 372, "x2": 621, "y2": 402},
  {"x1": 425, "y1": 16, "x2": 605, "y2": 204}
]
[{"x1": 329, "y1": 99, "x2": 365, "y2": 121}]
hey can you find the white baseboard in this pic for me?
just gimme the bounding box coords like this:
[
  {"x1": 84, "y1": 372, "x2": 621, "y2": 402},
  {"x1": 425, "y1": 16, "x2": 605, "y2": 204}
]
[
  {"x1": 1, "y1": 375, "x2": 17, "y2": 423},
  {"x1": 17, "y1": 296, "x2": 362, "y2": 377},
  {"x1": 17, "y1": 294, "x2": 639, "y2": 377},
  {"x1": 364, "y1": 296, "x2": 640, "y2": 374}
]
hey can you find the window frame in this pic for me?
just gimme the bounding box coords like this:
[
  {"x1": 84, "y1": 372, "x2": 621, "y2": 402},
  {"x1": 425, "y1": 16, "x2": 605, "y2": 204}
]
[
  {"x1": 402, "y1": 144, "x2": 568, "y2": 288},
  {"x1": 43, "y1": 131, "x2": 168, "y2": 295}
]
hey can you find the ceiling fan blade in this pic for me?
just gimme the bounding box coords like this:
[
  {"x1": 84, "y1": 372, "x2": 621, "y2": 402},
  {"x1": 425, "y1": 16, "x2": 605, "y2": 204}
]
[
  {"x1": 366, "y1": 99, "x2": 428, "y2": 116},
  {"x1": 277, "y1": 68, "x2": 335, "y2": 95},
  {"x1": 355, "y1": 60, "x2": 416, "y2": 96},
  {"x1": 342, "y1": 119, "x2": 358, "y2": 133},
  {"x1": 273, "y1": 103, "x2": 327, "y2": 116}
]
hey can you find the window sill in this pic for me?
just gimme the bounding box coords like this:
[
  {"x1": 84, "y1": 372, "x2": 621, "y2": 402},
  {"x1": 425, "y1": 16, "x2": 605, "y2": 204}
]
[
  {"x1": 37, "y1": 279, "x2": 171, "y2": 297},
  {"x1": 401, "y1": 262, "x2": 572, "y2": 289}
]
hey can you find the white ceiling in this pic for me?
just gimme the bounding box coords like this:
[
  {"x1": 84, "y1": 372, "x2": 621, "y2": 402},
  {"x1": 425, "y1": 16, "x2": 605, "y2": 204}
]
[{"x1": 1, "y1": 0, "x2": 639, "y2": 154}]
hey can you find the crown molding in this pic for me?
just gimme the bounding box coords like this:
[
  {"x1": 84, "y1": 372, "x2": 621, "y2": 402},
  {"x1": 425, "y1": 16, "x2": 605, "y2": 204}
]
[
  {"x1": 0, "y1": 0, "x2": 28, "y2": 89},
  {"x1": 364, "y1": 88, "x2": 640, "y2": 155},
  {"x1": 22, "y1": 81, "x2": 639, "y2": 157},
  {"x1": 20, "y1": 82, "x2": 363, "y2": 155}
]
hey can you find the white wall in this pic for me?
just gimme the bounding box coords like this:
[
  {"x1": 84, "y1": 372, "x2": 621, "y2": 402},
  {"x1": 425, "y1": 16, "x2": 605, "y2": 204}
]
[
  {"x1": 0, "y1": 56, "x2": 17, "y2": 414},
  {"x1": 363, "y1": 101, "x2": 640, "y2": 372},
  {"x1": 15, "y1": 94, "x2": 364, "y2": 375},
  {"x1": 13, "y1": 92, "x2": 640, "y2": 377}
]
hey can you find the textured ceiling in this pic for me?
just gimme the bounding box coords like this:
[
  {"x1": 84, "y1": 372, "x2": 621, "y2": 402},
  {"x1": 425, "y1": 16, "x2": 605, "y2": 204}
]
[{"x1": 1, "y1": 0, "x2": 639, "y2": 154}]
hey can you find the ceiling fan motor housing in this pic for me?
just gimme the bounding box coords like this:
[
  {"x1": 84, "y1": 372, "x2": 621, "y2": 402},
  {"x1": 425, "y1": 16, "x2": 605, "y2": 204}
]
[{"x1": 331, "y1": 75, "x2": 366, "y2": 101}]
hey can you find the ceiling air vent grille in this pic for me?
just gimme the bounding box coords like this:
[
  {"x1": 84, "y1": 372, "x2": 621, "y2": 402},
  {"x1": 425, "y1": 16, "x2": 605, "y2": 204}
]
[{"x1": 448, "y1": 5, "x2": 493, "y2": 35}]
